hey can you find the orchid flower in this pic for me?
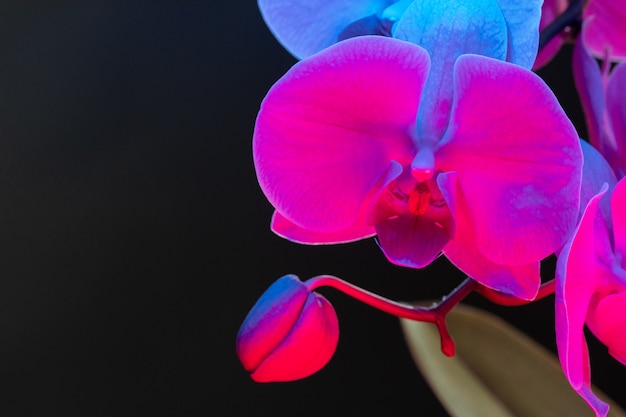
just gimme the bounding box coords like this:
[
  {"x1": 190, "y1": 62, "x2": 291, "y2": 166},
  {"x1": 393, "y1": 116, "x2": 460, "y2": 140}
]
[
  {"x1": 534, "y1": 0, "x2": 626, "y2": 70},
  {"x1": 573, "y1": 34, "x2": 626, "y2": 178},
  {"x1": 258, "y1": 0, "x2": 541, "y2": 68},
  {"x1": 555, "y1": 174, "x2": 625, "y2": 417},
  {"x1": 253, "y1": 33, "x2": 582, "y2": 300}
]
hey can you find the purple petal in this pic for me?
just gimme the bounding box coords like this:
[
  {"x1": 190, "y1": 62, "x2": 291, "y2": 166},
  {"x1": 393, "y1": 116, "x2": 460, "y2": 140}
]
[
  {"x1": 606, "y1": 62, "x2": 626, "y2": 178},
  {"x1": 254, "y1": 36, "x2": 429, "y2": 234},
  {"x1": 573, "y1": 34, "x2": 606, "y2": 154},
  {"x1": 258, "y1": 0, "x2": 394, "y2": 58},
  {"x1": 375, "y1": 212, "x2": 452, "y2": 268},
  {"x1": 583, "y1": 0, "x2": 626, "y2": 61},
  {"x1": 438, "y1": 172, "x2": 541, "y2": 299},
  {"x1": 495, "y1": 0, "x2": 542, "y2": 68},
  {"x1": 437, "y1": 54, "x2": 582, "y2": 265},
  {"x1": 578, "y1": 139, "x2": 617, "y2": 225},
  {"x1": 393, "y1": 0, "x2": 507, "y2": 142}
]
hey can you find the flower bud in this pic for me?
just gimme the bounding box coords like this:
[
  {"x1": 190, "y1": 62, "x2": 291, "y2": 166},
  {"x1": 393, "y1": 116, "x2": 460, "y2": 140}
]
[{"x1": 236, "y1": 274, "x2": 339, "y2": 382}]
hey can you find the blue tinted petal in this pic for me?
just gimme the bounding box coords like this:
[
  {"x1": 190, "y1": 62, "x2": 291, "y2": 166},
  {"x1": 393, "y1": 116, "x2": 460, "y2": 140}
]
[
  {"x1": 495, "y1": 0, "x2": 542, "y2": 68},
  {"x1": 393, "y1": 0, "x2": 507, "y2": 143},
  {"x1": 259, "y1": 0, "x2": 394, "y2": 58}
]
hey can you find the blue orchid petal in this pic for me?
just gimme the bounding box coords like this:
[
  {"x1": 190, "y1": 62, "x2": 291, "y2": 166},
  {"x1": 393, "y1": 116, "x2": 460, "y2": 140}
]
[
  {"x1": 495, "y1": 0, "x2": 542, "y2": 68},
  {"x1": 393, "y1": 0, "x2": 507, "y2": 143},
  {"x1": 258, "y1": 0, "x2": 394, "y2": 59}
]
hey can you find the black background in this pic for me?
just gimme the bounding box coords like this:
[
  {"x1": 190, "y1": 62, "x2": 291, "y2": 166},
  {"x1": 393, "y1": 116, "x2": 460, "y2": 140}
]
[{"x1": 0, "y1": 1, "x2": 623, "y2": 416}]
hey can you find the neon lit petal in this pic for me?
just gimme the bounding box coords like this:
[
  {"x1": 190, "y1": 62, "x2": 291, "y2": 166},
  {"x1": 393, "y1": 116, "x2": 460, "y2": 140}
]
[
  {"x1": 611, "y1": 178, "x2": 626, "y2": 257},
  {"x1": 573, "y1": 36, "x2": 606, "y2": 153},
  {"x1": 437, "y1": 54, "x2": 582, "y2": 265},
  {"x1": 375, "y1": 213, "x2": 451, "y2": 268},
  {"x1": 394, "y1": 0, "x2": 507, "y2": 142},
  {"x1": 495, "y1": 0, "x2": 542, "y2": 68},
  {"x1": 556, "y1": 188, "x2": 608, "y2": 392},
  {"x1": 579, "y1": 140, "x2": 617, "y2": 225},
  {"x1": 583, "y1": 0, "x2": 626, "y2": 61},
  {"x1": 438, "y1": 172, "x2": 540, "y2": 299},
  {"x1": 588, "y1": 292, "x2": 626, "y2": 365},
  {"x1": 258, "y1": 0, "x2": 393, "y2": 58},
  {"x1": 271, "y1": 211, "x2": 375, "y2": 244},
  {"x1": 254, "y1": 36, "x2": 429, "y2": 233},
  {"x1": 606, "y1": 62, "x2": 626, "y2": 178},
  {"x1": 251, "y1": 292, "x2": 339, "y2": 382}
]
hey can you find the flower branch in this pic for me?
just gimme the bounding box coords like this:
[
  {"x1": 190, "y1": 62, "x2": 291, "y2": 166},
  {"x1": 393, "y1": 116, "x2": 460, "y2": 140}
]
[{"x1": 538, "y1": 0, "x2": 586, "y2": 50}]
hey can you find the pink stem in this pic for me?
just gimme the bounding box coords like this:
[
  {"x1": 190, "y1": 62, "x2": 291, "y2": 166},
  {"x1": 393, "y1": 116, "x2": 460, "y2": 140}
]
[{"x1": 305, "y1": 275, "x2": 478, "y2": 356}]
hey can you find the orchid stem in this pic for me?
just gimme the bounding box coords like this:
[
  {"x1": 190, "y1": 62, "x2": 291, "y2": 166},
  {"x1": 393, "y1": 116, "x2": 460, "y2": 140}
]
[
  {"x1": 476, "y1": 279, "x2": 556, "y2": 306},
  {"x1": 538, "y1": 0, "x2": 586, "y2": 51},
  {"x1": 305, "y1": 275, "x2": 478, "y2": 356}
]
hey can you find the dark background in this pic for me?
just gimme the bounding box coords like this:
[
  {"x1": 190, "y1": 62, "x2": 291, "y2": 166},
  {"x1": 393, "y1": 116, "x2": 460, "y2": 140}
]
[{"x1": 0, "y1": 1, "x2": 622, "y2": 416}]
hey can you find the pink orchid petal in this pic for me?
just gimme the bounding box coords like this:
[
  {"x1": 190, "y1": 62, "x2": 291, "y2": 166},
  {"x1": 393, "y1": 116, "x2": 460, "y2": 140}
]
[
  {"x1": 375, "y1": 213, "x2": 451, "y2": 268},
  {"x1": 252, "y1": 292, "x2": 339, "y2": 382},
  {"x1": 611, "y1": 178, "x2": 626, "y2": 257},
  {"x1": 587, "y1": 292, "x2": 626, "y2": 365},
  {"x1": 583, "y1": 0, "x2": 626, "y2": 61},
  {"x1": 393, "y1": 0, "x2": 507, "y2": 142},
  {"x1": 271, "y1": 211, "x2": 375, "y2": 244},
  {"x1": 254, "y1": 36, "x2": 429, "y2": 234},
  {"x1": 437, "y1": 54, "x2": 582, "y2": 265},
  {"x1": 555, "y1": 188, "x2": 608, "y2": 391},
  {"x1": 606, "y1": 62, "x2": 626, "y2": 178},
  {"x1": 438, "y1": 172, "x2": 540, "y2": 299},
  {"x1": 258, "y1": 0, "x2": 393, "y2": 59}
]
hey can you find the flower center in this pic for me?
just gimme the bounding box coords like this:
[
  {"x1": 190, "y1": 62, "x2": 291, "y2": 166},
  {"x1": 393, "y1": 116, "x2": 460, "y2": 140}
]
[{"x1": 408, "y1": 182, "x2": 430, "y2": 216}]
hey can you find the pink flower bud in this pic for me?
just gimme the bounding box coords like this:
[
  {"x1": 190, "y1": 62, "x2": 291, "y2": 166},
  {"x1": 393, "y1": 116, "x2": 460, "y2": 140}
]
[{"x1": 236, "y1": 274, "x2": 339, "y2": 382}]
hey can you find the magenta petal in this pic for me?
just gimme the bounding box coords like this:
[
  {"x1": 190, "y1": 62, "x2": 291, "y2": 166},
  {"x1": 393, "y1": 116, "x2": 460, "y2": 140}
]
[
  {"x1": 606, "y1": 62, "x2": 626, "y2": 178},
  {"x1": 251, "y1": 292, "x2": 339, "y2": 382},
  {"x1": 573, "y1": 36, "x2": 606, "y2": 153},
  {"x1": 587, "y1": 292, "x2": 626, "y2": 365},
  {"x1": 437, "y1": 54, "x2": 582, "y2": 265},
  {"x1": 375, "y1": 213, "x2": 451, "y2": 268},
  {"x1": 271, "y1": 211, "x2": 376, "y2": 244},
  {"x1": 532, "y1": 0, "x2": 568, "y2": 69},
  {"x1": 438, "y1": 172, "x2": 540, "y2": 299},
  {"x1": 254, "y1": 36, "x2": 429, "y2": 234},
  {"x1": 583, "y1": 0, "x2": 626, "y2": 61},
  {"x1": 611, "y1": 178, "x2": 626, "y2": 256},
  {"x1": 556, "y1": 189, "x2": 608, "y2": 391}
]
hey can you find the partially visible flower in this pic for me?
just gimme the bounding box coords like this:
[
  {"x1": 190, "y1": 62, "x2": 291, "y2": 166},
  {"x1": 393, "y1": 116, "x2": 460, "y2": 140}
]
[
  {"x1": 258, "y1": 0, "x2": 541, "y2": 69},
  {"x1": 254, "y1": 36, "x2": 582, "y2": 300},
  {"x1": 555, "y1": 176, "x2": 626, "y2": 417},
  {"x1": 533, "y1": 0, "x2": 568, "y2": 69},
  {"x1": 236, "y1": 275, "x2": 339, "y2": 382},
  {"x1": 573, "y1": 34, "x2": 626, "y2": 178},
  {"x1": 534, "y1": 0, "x2": 626, "y2": 69}
]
